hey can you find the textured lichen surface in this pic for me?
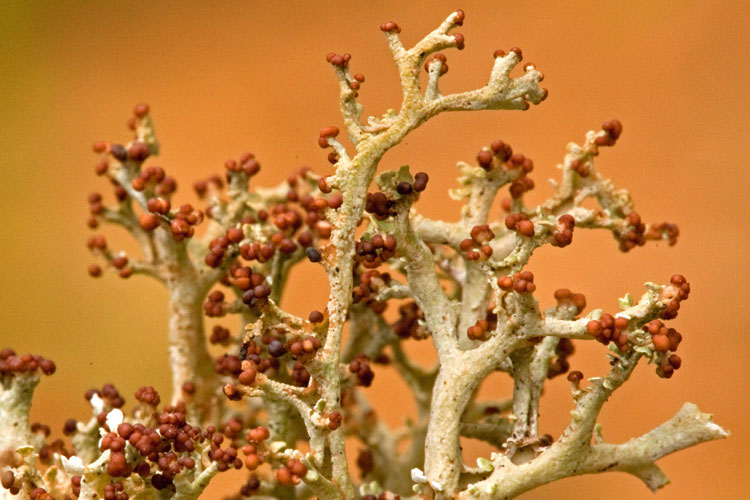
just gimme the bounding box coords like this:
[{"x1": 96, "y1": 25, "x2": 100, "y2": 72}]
[{"x1": 0, "y1": 9, "x2": 727, "y2": 500}]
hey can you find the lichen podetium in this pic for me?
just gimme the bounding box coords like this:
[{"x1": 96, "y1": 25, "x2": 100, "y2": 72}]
[{"x1": 0, "y1": 9, "x2": 727, "y2": 500}]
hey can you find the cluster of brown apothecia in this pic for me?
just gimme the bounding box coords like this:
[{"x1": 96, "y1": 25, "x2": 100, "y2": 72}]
[
  {"x1": 546, "y1": 338, "x2": 575, "y2": 379},
  {"x1": 355, "y1": 234, "x2": 398, "y2": 268},
  {"x1": 0, "y1": 369, "x2": 303, "y2": 499},
  {"x1": 17, "y1": 98, "x2": 363, "y2": 494},
  {"x1": 569, "y1": 120, "x2": 622, "y2": 177},
  {"x1": 460, "y1": 225, "x2": 495, "y2": 261},
  {"x1": 0, "y1": 476, "x2": 54, "y2": 500},
  {"x1": 392, "y1": 301, "x2": 429, "y2": 340},
  {"x1": 0, "y1": 349, "x2": 56, "y2": 376},
  {"x1": 352, "y1": 269, "x2": 391, "y2": 312},
  {"x1": 498, "y1": 271, "x2": 536, "y2": 294},
  {"x1": 466, "y1": 309, "x2": 499, "y2": 341},
  {"x1": 348, "y1": 354, "x2": 375, "y2": 387},
  {"x1": 504, "y1": 213, "x2": 536, "y2": 238},
  {"x1": 476, "y1": 138, "x2": 536, "y2": 205},
  {"x1": 68, "y1": 99, "x2": 695, "y2": 499},
  {"x1": 2, "y1": 8, "x2": 711, "y2": 497},
  {"x1": 365, "y1": 173, "x2": 428, "y2": 220},
  {"x1": 552, "y1": 288, "x2": 587, "y2": 314},
  {"x1": 582, "y1": 274, "x2": 689, "y2": 378},
  {"x1": 614, "y1": 211, "x2": 678, "y2": 252},
  {"x1": 85, "y1": 105, "x2": 344, "y2": 298},
  {"x1": 220, "y1": 323, "x2": 329, "y2": 392},
  {"x1": 0, "y1": 350, "x2": 65, "y2": 497}
]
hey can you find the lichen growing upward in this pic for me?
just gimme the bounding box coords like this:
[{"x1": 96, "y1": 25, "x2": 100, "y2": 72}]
[{"x1": 0, "y1": 9, "x2": 727, "y2": 500}]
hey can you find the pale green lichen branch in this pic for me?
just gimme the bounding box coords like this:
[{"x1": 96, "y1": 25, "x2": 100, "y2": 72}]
[
  {"x1": 393, "y1": 203, "x2": 459, "y2": 359},
  {"x1": 0, "y1": 373, "x2": 41, "y2": 462},
  {"x1": 581, "y1": 402, "x2": 728, "y2": 491},
  {"x1": 459, "y1": 398, "x2": 727, "y2": 498}
]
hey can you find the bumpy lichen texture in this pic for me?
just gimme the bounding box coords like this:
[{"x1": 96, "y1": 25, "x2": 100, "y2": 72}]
[{"x1": 0, "y1": 9, "x2": 728, "y2": 500}]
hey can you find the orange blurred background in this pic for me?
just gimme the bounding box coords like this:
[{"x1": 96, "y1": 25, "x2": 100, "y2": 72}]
[{"x1": 1, "y1": 1, "x2": 748, "y2": 498}]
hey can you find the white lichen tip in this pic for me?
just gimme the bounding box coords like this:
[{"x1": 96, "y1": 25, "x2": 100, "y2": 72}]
[
  {"x1": 705, "y1": 420, "x2": 730, "y2": 437},
  {"x1": 105, "y1": 408, "x2": 124, "y2": 430},
  {"x1": 476, "y1": 457, "x2": 494, "y2": 472},
  {"x1": 89, "y1": 392, "x2": 104, "y2": 414},
  {"x1": 16, "y1": 444, "x2": 34, "y2": 456},
  {"x1": 61, "y1": 455, "x2": 85, "y2": 475},
  {"x1": 269, "y1": 441, "x2": 287, "y2": 453},
  {"x1": 359, "y1": 481, "x2": 383, "y2": 496},
  {"x1": 411, "y1": 467, "x2": 427, "y2": 483}
]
